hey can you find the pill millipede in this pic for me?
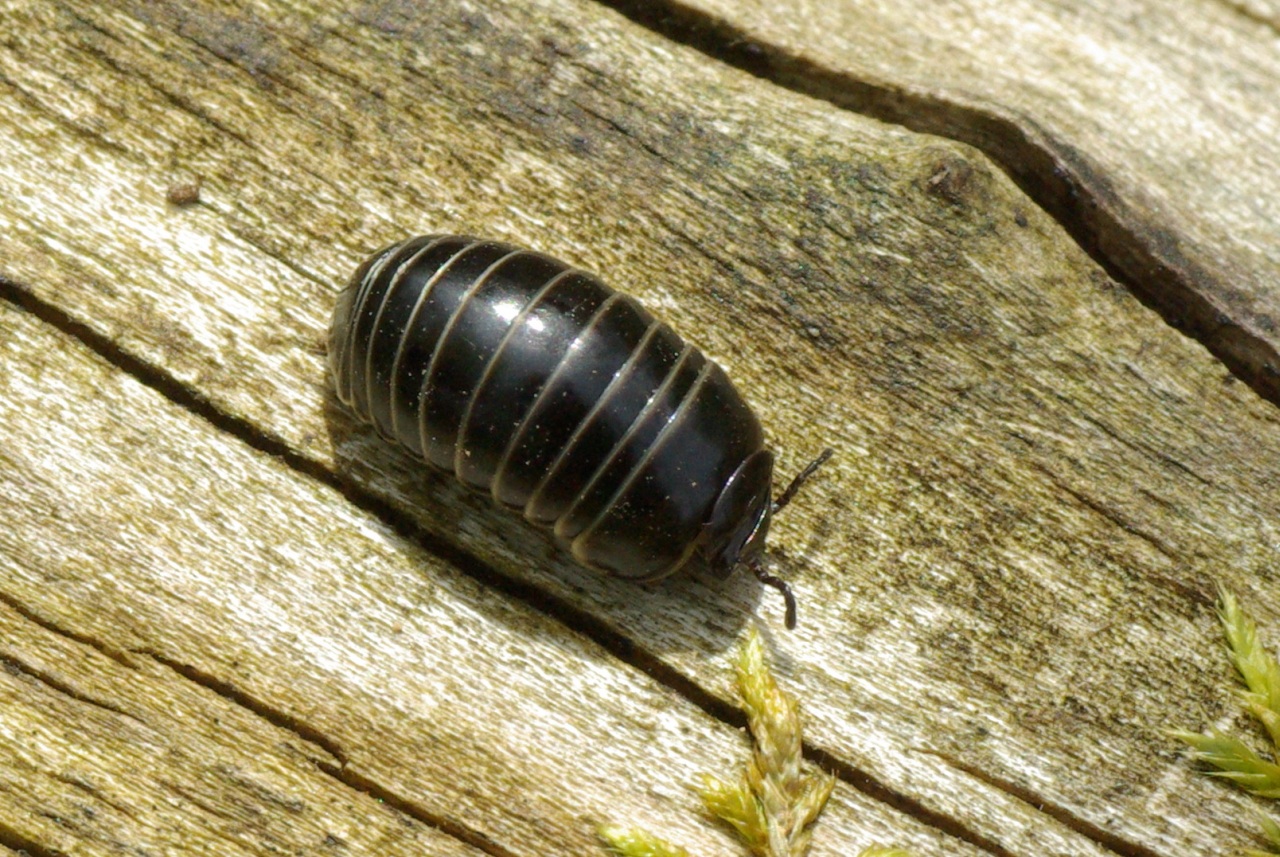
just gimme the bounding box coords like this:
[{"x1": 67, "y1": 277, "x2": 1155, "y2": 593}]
[{"x1": 329, "y1": 234, "x2": 831, "y2": 628}]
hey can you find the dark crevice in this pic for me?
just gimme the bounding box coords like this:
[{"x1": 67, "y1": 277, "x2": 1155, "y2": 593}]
[
  {"x1": 809, "y1": 747, "x2": 1020, "y2": 857},
  {"x1": 0, "y1": 822, "x2": 63, "y2": 857},
  {"x1": 322, "y1": 765, "x2": 522, "y2": 857},
  {"x1": 142, "y1": 651, "x2": 520, "y2": 857},
  {"x1": 140, "y1": 651, "x2": 350, "y2": 767},
  {"x1": 925, "y1": 750, "x2": 1173, "y2": 857},
  {"x1": 51, "y1": 773, "x2": 135, "y2": 819},
  {"x1": 653, "y1": 674, "x2": 1021, "y2": 856},
  {"x1": 1212, "y1": 0, "x2": 1280, "y2": 34},
  {"x1": 0, "y1": 655, "x2": 143, "y2": 725},
  {"x1": 0, "y1": 591, "x2": 138, "y2": 671},
  {"x1": 1027, "y1": 461, "x2": 1179, "y2": 561},
  {"x1": 601, "y1": 0, "x2": 1280, "y2": 411},
  {"x1": 1053, "y1": 387, "x2": 1216, "y2": 490}
]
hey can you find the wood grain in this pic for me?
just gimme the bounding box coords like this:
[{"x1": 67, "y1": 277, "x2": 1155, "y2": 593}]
[
  {"x1": 1, "y1": 0, "x2": 1278, "y2": 855},
  {"x1": 626, "y1": 0, "x2": 1280, "y2": 402},
  {"x1": 0, "y1": 301, "x2": 983, "y2": 856}
]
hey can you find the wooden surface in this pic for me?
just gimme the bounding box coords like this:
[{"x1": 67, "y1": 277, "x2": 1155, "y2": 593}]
[
  {"x1": 626, "y1": 0, "x2": 1280, "y2": 402},
  {"x1": 1, "y1": 1, "x2": 1279, "y2": 856}
]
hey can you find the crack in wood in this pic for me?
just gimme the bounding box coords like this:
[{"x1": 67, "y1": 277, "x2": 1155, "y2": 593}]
[
  {"x1": 921, "y1": 748, "x2": 1173, "y2": 857},
  {"x1": 0, "y1": 583, "x2": 504, "y2": 856},
  {"x1": 0, "y1": 655, "x2": 144, "y2": 726},
  {"x1": 1211, "y1": 0, "x2": 1280, "y2": 33},
  {"x1": 0, "y1": 591, "x2": 137, "y2": 671},
  {"x1": 140, "y1": 650, "x2": 523, "y2": 857},
  {"x1": 1027, "y1": 460, "x2": 1179, "y2": 562},
  {"x1": 50, "y1": 773, "x2": 135, "y2": 821},
  {"x1": 0, "y1": 821, "x2": 64, "y2": 857},
  {"x1": 805, "y1": 744, "x2": 1020, "y2": 857},
  {"x1": 139, "y1": 650, "x2": 349, "y2": 768},
  {"x1": 1052, "y1": 388, "x2": 1218, "y2": 491},
  {"x1": 599, "y1": 0, "x2": 1280, "y2": 412}
]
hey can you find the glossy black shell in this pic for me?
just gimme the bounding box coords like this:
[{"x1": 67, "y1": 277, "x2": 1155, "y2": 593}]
[{"x1": 329, "y1": 235, "x2": 775, "y2": 582}]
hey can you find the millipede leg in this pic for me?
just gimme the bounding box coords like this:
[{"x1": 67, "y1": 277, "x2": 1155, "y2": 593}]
[{"x1": 750, "y1": 560, "x2": 798, "y2": 630}]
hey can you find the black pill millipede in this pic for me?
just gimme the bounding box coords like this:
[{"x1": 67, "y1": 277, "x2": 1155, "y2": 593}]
[{"x1": 328, "y1": 234, "x2": 832, "y2": 629}]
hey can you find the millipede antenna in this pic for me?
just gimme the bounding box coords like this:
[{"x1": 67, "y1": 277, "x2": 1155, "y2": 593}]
[{"x1": 773, "y1": 447, "x2": 834, "y2": 514}]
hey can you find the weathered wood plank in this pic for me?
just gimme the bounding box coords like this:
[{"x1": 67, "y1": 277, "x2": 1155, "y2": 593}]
[
  {"x1": 1, "y1": 0, "x2": 1278, "y2": 855},
  {"x1": 0, "y1": 302, "x2": 983, "y2": 856},
  {"x1": 638, "y1": 0, "x2": 1280, "y2": 401},
  {"x1": 0, "y1": 603, "x2": 481, "y2": 857}
]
